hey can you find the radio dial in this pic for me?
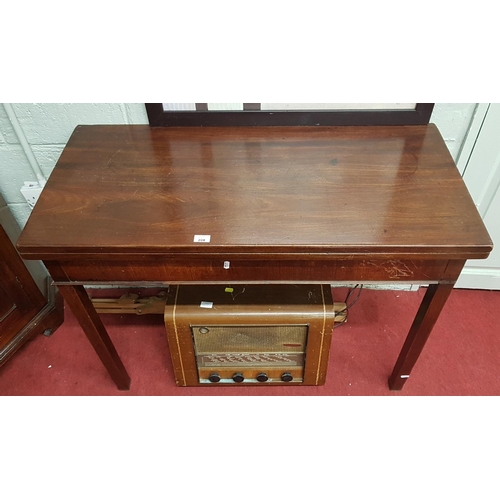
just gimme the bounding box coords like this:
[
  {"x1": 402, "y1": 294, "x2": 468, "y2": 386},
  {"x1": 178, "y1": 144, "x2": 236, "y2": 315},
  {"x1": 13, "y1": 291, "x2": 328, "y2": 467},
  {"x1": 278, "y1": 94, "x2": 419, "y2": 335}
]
[
  {"x1": 256, "y1": 372, "x2": 269, "y2": 382},
  {"x1": 208, "y1": 373, "x2": 221, "y2": 383},
  {"x1": 281, "y1": 372, "x2": 293, "y2": 382},
  {"x1": 232, "y1": 373, "x2": 245, "y2": 383}
]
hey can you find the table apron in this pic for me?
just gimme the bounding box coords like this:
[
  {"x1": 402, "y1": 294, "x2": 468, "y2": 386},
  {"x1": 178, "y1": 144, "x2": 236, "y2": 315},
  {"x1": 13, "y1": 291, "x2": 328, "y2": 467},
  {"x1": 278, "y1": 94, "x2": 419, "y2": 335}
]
[{"x1": 46, "y1": 258, "x2": 452, "y2": 284}]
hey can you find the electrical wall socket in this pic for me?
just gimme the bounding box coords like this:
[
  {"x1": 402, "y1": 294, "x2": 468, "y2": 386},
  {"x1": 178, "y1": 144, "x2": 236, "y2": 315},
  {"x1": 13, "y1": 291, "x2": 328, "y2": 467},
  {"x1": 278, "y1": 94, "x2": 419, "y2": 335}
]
[{"x1": 20, "y1": 181, "x2": 43, "y2": 209}]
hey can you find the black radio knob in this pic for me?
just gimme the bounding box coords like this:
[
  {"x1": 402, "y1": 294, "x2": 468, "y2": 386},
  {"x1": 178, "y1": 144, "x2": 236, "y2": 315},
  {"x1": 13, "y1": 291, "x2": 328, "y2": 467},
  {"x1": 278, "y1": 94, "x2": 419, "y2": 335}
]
[
  {"x1": 281, "y1": 372, "x2": 293, "y2": 382},
  {"x1": 208, "y1": 373, "x2": 221, "y2": 383},
  {"x1": 232, "y1": 373, "x2": 245, "y2": 383},
  {"x1": 256, "y1": 372, "x2": 269, "y2": 382}
]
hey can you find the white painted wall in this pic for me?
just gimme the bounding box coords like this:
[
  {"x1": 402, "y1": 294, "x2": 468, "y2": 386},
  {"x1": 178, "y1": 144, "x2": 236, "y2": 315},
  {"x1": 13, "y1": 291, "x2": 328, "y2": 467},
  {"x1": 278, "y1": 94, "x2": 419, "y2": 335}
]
[
  {"x1": 0, "y1": 104, "x2": 148, "y2": 227},
  {"x1": 429, "y1": 103, "x2": 477, "y2": 160},
  {"x1": 0, "y1": 103, "x2": 478, "y2": 229}
]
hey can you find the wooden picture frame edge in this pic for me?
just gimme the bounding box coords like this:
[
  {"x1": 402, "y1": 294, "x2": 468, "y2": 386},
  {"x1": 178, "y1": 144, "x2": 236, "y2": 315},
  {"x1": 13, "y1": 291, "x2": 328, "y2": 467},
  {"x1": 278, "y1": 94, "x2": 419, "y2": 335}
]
[{"x1": 145, "y1": 103, "x2": 434, "y2": 127}]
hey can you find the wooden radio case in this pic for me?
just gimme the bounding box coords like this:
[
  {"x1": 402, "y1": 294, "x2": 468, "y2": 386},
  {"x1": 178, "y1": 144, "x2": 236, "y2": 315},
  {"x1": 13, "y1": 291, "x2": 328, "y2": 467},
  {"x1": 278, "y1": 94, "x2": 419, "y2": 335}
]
[{"x1": 164, "y1": 284, "x2": 334, "y2": 386}]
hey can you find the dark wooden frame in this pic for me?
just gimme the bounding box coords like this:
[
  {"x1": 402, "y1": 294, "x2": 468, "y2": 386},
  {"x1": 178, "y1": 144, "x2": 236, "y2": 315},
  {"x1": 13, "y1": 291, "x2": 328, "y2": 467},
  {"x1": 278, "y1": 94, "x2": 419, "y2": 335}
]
[{"x1": 145, "y1": 103, "x2": 434, "y2": 127}]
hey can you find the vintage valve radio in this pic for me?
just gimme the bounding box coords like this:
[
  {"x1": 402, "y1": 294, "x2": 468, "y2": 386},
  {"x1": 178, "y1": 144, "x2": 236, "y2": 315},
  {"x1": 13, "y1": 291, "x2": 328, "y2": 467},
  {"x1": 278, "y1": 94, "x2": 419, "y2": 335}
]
[{"x1": 164, "y1": 284, "x2": 334, "y2": 386}]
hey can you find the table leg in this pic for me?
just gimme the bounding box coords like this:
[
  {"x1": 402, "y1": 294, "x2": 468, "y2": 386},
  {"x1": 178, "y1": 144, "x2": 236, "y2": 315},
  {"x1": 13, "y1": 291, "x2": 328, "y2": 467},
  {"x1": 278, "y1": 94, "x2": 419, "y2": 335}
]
[
  {"x1": 388, "y1": 259, "x2": 465, "y2": 391},
  {"x1": 58, "y1": 285, "x2": 131, "y2": 390},
  {"x1": 388, "y1": 282, "x2": 456, "y2": 391}
]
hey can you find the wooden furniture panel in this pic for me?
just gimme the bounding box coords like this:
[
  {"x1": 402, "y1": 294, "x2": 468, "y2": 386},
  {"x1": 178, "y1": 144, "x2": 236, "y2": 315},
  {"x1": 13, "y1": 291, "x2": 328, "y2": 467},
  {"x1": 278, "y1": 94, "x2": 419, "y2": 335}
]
[
  {"x1": 0, "y1": 225, "x2": 63, "y2": 368},
  {"x1": 48, "y1": 258, "x2": 451, "y2": 284},
  {"x1": 0, "y1": 279, "x2": 29, "y2": 343}
]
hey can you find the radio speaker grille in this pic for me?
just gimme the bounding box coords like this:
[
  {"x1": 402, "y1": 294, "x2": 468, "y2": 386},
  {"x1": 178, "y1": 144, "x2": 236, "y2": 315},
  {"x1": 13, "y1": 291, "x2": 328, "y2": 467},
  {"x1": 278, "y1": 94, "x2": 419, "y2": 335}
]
[{"x1": 191, "y1": 325, "x2": 307, "y2": 354}]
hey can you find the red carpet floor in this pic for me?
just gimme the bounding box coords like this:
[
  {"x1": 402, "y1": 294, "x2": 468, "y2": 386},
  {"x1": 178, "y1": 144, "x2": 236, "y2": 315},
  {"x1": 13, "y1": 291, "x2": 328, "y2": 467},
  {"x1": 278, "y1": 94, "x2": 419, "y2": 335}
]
[{"x1": 1, "y1": 287, "x2": 499, "y2": 396}]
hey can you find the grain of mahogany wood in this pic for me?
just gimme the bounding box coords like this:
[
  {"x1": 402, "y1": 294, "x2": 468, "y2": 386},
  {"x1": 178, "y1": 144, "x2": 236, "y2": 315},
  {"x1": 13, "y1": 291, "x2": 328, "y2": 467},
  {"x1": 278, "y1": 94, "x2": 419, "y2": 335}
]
[{"x1": 17, "y1": 124, "x2": 492, "y2": 260}]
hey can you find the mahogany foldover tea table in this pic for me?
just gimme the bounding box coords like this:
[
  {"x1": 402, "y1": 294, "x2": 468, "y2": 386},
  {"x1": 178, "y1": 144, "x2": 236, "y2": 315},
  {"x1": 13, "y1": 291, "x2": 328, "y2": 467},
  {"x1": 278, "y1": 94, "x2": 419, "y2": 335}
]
[{"x1": 16, "y1": 125, "x2": 492, "y2": 391}]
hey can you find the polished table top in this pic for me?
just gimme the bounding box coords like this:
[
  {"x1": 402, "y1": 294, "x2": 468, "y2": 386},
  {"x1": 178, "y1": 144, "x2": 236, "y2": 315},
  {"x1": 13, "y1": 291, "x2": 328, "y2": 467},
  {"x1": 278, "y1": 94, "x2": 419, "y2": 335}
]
[{"x1": 17, "y1": 124, "x2": 492, "y2": 261}]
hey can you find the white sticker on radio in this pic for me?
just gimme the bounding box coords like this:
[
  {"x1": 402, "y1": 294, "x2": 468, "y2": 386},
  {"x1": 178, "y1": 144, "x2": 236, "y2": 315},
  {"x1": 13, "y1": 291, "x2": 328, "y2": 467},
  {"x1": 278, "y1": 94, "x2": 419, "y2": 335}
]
[
  {"x1": 194, "y1": 235, "x2": 211, "y2": 243},
  {"x1": 200, "y1": 301, "x2": 213, "y2": 309}
]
